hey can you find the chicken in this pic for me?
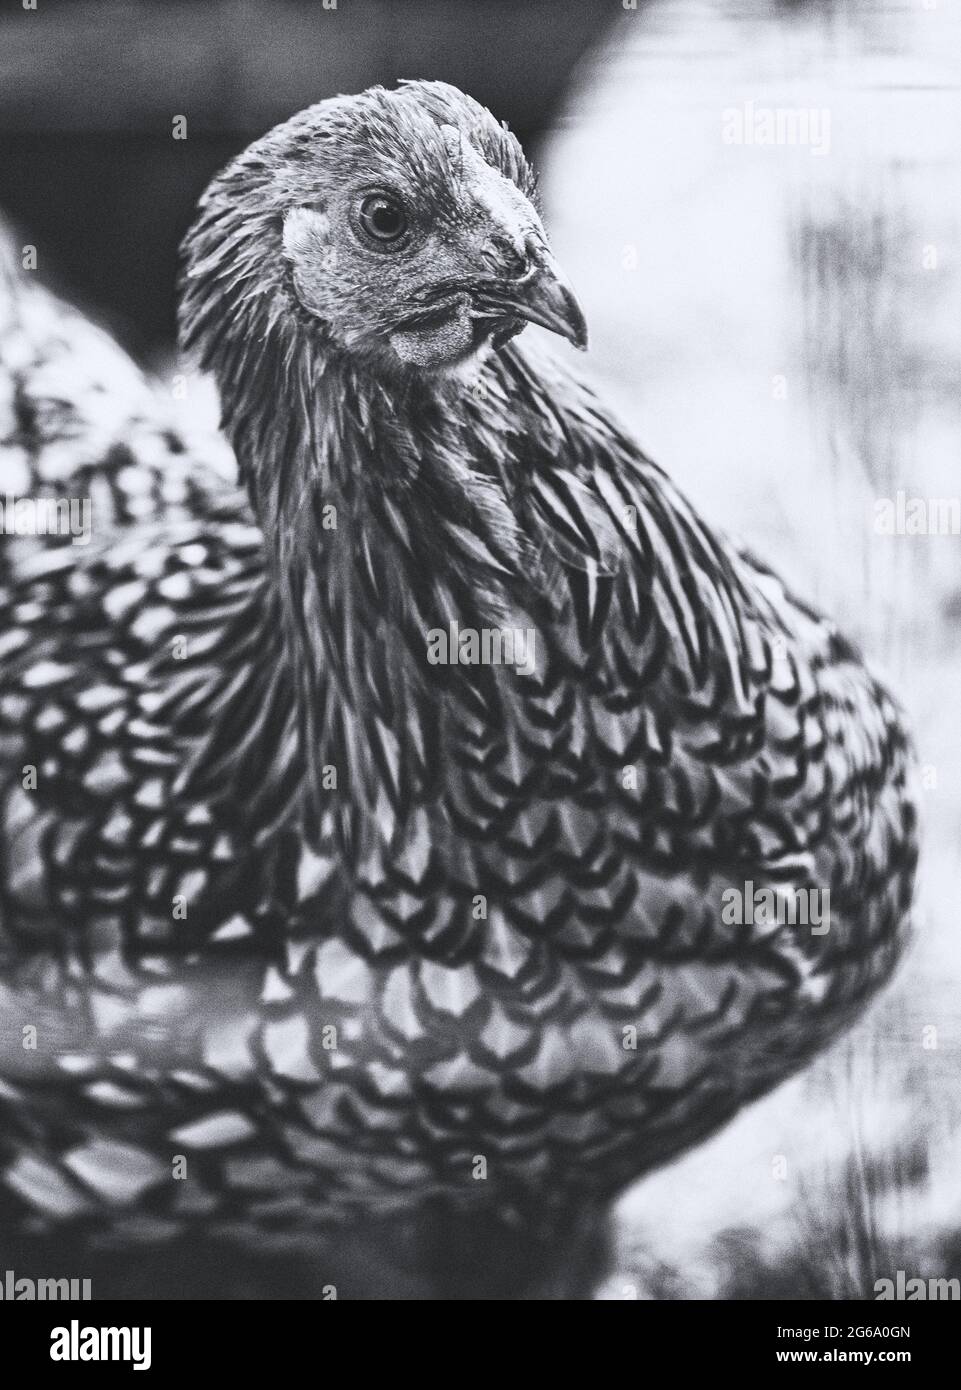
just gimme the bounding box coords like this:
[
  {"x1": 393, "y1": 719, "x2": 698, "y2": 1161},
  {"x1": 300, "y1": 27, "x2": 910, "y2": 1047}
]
[{"x1": 0, "y1": 81, "x2": 918, "y2": 1300}]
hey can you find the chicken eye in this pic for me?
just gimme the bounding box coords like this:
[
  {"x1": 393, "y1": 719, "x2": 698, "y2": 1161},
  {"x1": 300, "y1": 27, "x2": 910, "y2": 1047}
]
[{"x1": 357, "y1": 193, "x2": 408, "y2": 244}]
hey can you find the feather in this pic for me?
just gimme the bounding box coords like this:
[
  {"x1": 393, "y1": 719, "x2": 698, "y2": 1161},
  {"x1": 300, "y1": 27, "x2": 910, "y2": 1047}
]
[{"x1": 0, "y1": 85, "x2": 918, "y2": 1298}]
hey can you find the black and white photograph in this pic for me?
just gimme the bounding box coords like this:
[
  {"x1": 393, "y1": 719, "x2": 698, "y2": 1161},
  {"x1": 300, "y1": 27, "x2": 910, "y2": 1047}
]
[{"x1": 0, "y1": 0, "x2": 958, "y2": 1345}]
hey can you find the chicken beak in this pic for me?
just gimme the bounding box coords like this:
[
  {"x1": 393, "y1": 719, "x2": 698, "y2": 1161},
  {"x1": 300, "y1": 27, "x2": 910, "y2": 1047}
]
[
  {"x1": 513, "y1": 247, "x2": 589, "y2": 350},
  {"x1": 475, "y1": 243, "x2": 589, "y2": 351}
]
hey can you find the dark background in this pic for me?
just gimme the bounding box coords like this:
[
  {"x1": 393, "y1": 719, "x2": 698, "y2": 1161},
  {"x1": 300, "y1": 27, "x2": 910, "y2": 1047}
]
[{"x1": 0, "y1": 0, "x2": 620, "y2": 356}]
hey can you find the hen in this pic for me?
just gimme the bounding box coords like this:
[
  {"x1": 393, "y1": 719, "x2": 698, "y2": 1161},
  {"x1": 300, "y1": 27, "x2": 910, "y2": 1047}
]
[{"x1": 0, "y1": 81, "x2": 917, "y2": 1299}]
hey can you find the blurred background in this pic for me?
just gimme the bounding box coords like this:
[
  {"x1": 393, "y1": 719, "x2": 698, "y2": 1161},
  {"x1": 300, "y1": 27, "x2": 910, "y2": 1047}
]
[
  {"x1": 2, "y1": 0, "x2": 960, "y2": 1298},
  {"x1": 0, "y1": 0, "x2": 614, "y2": 356}
]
